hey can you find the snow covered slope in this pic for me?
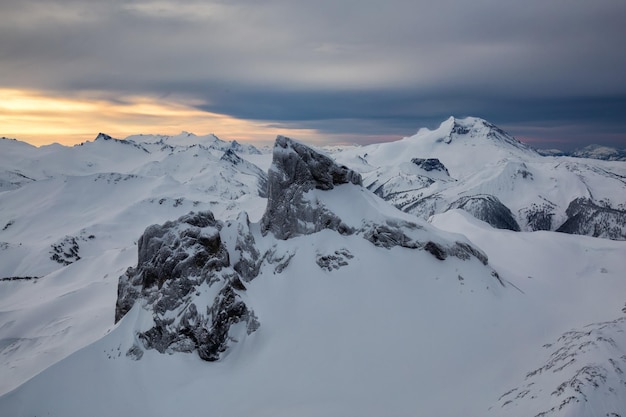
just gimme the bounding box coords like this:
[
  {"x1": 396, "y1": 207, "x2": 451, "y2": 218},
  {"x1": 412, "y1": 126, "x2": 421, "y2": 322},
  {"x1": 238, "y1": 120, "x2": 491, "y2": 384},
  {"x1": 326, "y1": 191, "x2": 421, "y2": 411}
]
[
  {"x1": 0, "y1": 132, "x2": 268, "y2": 394},
  {"x1": 432, "y1": 210, "x2": 626, "y2": 417},
  {"x1": 1, "y1": 127, "x2": 625, "y2": 417},
  {"x1": 334, "y1": 117, "x2": 626, "y2": 239},
  {"x1": 2, "y1": 200, "x2": 625, "y2": 417}
]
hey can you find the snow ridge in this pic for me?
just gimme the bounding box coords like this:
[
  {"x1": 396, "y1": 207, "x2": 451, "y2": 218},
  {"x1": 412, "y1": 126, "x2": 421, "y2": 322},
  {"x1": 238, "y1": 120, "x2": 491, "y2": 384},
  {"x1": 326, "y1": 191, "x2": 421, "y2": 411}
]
[
  {"x1": 494, "y1": 315, "x2": 626, "y2": 417},
  {"x1": 333, "y1": 117, "x2": 626, "y2": 239},
  {"x1": 113, "y1": 135, "x2": 501, "y2": 362}
]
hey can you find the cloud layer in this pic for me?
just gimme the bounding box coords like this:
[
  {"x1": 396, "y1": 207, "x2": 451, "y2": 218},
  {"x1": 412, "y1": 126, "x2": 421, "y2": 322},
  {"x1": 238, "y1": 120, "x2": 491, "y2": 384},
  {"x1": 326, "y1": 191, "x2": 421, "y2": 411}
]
[{"x1": 1, "y1": 0, "x2": 625, "y2": 148}]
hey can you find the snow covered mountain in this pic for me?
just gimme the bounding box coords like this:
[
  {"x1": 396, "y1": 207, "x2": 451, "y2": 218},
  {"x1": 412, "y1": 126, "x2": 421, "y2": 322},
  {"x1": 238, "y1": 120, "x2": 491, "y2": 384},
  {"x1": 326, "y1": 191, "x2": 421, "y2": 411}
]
[
  {"x1": 112, "y1": 136, "x2": 498, "y2": 365},
  {"x1": 0, "y1": 131, "x2": 268, "y2": 393},
  {"x1": 538, "y1": 144, "x2": 626, "y2": 161},
  {"x1": 1, "y1": 123, "x2": 625, "y2": 417},
  {"x1": 334, "y1": 117, "x2": 626, "y2": 239},
  {"x1": 570, "y1": 144, "x2": 626, "y2": 161}
]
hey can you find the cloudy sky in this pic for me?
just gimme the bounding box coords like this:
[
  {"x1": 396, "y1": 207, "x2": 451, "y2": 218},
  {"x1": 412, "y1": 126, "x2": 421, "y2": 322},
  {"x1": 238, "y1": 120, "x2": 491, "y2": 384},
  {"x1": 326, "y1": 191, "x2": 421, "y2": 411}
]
[{"x1": 1, "y1": 0, "x2": 625, "y2": 149}]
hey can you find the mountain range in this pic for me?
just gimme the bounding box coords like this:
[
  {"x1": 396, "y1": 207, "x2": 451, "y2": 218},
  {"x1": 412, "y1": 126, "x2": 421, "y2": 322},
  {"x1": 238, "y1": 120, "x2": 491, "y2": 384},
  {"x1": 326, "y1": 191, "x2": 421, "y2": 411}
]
[
  {"x1": 1, "y1": 118, "x2": 625, "y2": 416},
  {"x1": 334, "y1": 117, "x2": 626, "y2": 239},
  {"x1": 538, "y1": 144, "x2": 626, "y2": 161}
]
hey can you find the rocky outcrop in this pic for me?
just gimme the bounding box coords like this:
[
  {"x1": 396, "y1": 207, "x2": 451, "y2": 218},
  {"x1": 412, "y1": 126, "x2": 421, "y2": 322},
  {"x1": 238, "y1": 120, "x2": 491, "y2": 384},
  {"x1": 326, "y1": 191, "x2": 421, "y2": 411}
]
[
  {"x1": 519, "y1": 202, "x2": 557, "y2": 231},
  {"x1": 220, "y1": 148, "x2": 268, "y2": 198},
  {"x1": 359, "y1": 219, "x2": 489, "y2": 265},
  {"x1": 116, "y1": 136, "x2": 505, "y2": 362},
  {"x1": 494, "y1": 316, "x2": 626, "y2": 417},
  {"x1": 448, "y1": 194, "x2": 521, "y2": 231},
  {"x1": 261, "y1": 135, "x2": 362, "y2": 239},
  {"x1": 115, "y1": 211, "x2": 259, "y2": 361},
  {"x1": 556, "y1": 197, "x2": 626, "y2": 240},
  {"x1": 411, "y1": 158, "x2": 449, "y2": 174}
]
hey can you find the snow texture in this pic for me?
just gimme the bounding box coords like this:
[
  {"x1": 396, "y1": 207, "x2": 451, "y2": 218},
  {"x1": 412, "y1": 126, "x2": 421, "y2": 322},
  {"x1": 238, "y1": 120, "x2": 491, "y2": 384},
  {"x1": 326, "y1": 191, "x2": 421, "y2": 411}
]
[
  {"x1": 0, "y1": 120, "x2": 625, "y2": 417},
  {"x1": 333, "y1": 116, "x2": 626, "y2": 239}
]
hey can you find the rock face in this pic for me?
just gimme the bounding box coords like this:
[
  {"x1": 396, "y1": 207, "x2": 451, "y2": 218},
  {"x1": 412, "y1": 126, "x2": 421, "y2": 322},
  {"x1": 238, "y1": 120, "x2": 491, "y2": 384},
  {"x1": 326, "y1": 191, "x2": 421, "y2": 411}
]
[
  {"x1": 115, "y1": 135, "x2": 503, "y2": 362},
  {"x1": 519, "y1": 202, "x2": 557, "y2": 231},
  {"x1": 448, "y1": 194, "x2": 521, "y2": 231},
  {"x1": 494, "y1": 316, "x2": 626, "y2": 417},
  {"x1": 220, "y1": 148, "x2": 268, "y2": 198},
  {"x1": 556, "y1": 197, "x2": 626, "y2": 240},
  {"x1": 261, "y1": 135, "x2": 362, "y2": 239},
  {"x1": 257, "y1": 136, "x2": 494, "y2": 266},
  {"x1": 115, "y1": 211, "x2": 259, "y2": 361},
  {"x1": 411, "y1": 158, "x2": 449, "y2": 174}
]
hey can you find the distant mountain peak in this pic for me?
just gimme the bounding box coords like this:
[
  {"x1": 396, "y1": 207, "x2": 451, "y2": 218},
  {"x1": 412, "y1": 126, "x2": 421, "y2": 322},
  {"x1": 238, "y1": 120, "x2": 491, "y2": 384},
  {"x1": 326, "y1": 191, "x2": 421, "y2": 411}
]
[
  {"x1": 95, "y1": 132, "x2": 113, "y2": 141},
  {"x1": 417, "y1": 116, "x2": 535, "y2": 153},
  {"x1": 220, "y1": 148, "x2": 243, "y2": 165}
]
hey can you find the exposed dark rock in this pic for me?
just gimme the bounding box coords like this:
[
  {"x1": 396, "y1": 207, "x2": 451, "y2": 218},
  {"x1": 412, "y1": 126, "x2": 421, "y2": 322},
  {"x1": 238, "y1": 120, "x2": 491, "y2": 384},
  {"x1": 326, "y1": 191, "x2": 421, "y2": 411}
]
[
  {"x1": 261, "y1": 135, "x2": 361, "y2": 239},
  {"x1": 95, "y1": 132, "x2": 113, "y2": 141},
  {"x1": 450, "y1": 122, "x2": 470, "y2": 136},
  {"x1": 220, "y1": 149, "x2": 268, "y2": 198},
  {"x1": 448, "y1": 194, "x2": 521, "y2": 231},
  {"x1": 115, "y1": 137, "x2": 506, "y2": 363},
  {"x1": 495, "y1": 316, "x2": 626, "y2": 416},
  {"x1": 230, "y1": 212, "x2": 262, "y2": 282},
  {"x1": 126, "y1": 344, "x2": 144, "y2": 360},
  {"x1": 361, "y1": 222, "x2": 421, "y2": 249},
  {"x1": 263, "y1": 247, "x2": 296, "y2": 274},
  {"x1": 424, "y1": 241, "x2": 446, "y2": 260},
  {"x1": 411, "y1": 158, "x2": 449, "y2": 174},
  {"x1": 2, "y1": 220, "x2": 14, "y2": 231},
  {"x1": 316, "y1": 249, "x2": 354, "y2": 272},
  {"x1": 220, "y1": 148, "x2": 243, "y2": 165},
  {"x1": 93, "y1": 133, "x2": 150, "y2": 152},
  {"x1": 556, "y1": 197, "x2": 626, "y2": 240},
  {"x1": 116, "y1": 211, "x2": 229, "y2": 321},
  {"x1": 447, "y1": 242, "x2": 489, "y2": 265},
  {"x1": 0, "y1": 276, "x2": 40, "y2": 282},
  {"x1": 520, "y1": 202, "x2": 556, "y2": 231},
  {"x1": 402, "y1": 194, "x2": 446, "y2": 218},
  {"x1": 136, "y1": 211, "x2": 229, "y2": 290},
  {"x1": 50, "y1": 236, "x2": 81, "y2": 265},
  {"x1": 359, "y1": 220, "x2": 489, "y2": 265},
  {"x1": 368, "y1": 176, "x2": 436, "y2": 202},
  {"x1": 115, "y1": 211, "x2": 259, "y2": 362}
]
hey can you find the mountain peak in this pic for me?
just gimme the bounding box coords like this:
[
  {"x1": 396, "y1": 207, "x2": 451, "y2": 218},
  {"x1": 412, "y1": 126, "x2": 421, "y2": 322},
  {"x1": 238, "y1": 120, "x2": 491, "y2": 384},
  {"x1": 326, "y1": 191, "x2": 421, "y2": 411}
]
[
  {"x1": 271, "y1": 135, "x2": 362, "y2": 191},
  {"x1": 261, "y1": 136, "x2": 362, "y2": 239},
  {"x1": 413, "y1": 116, "x2": 535, "y2": 154},
  {"x1": 94, "y1": 132, "x2": 113, "y2": 141}
]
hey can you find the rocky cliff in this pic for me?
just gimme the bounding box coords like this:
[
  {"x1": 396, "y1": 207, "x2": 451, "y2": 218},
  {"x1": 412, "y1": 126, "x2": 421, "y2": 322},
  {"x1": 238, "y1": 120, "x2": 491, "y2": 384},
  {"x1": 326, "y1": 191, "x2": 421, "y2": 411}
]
[{"x1": 115, "y1": 135, "x2": 502, "y2": 361}]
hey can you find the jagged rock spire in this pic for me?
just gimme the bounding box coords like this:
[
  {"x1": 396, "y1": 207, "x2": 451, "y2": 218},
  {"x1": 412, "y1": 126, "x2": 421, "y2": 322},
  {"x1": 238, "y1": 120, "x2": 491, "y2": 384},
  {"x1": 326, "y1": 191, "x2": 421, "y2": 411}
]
[{"x1": 261, "y1": 136, "x2": 362, "y2": 239}]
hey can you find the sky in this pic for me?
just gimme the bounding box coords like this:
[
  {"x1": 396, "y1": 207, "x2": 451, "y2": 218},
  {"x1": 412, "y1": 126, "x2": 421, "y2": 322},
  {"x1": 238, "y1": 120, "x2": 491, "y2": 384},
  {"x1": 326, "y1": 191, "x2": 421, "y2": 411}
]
[{"x1": 1, "y1": 0, "x2": 625, "y2": 150}]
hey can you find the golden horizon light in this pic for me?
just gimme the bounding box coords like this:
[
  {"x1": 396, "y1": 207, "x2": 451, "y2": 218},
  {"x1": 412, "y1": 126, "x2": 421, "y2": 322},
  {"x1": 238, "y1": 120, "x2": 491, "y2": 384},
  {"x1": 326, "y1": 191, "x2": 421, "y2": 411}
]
[{"x1": 0, "y1": 88, "x2": 322, "y2": 147}]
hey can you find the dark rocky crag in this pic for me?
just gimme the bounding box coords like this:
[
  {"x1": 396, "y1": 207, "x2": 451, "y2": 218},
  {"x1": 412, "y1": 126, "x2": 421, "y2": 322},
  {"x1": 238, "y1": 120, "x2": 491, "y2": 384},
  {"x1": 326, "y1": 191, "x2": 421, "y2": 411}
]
[
  {"x1": 260, "y1": 135, "x2": 362, "y2": 239},
  {"x1": 495, "y1": 316, "x2": 626, "y2": 416},
  {"x1": 220, "y1": 148, "x2": 268, "y2": 198},
  {"x1": 115, "y1": 135, "x2": 503, "y2": 362},
  {"x1": 411, "y1": 157, "x2": 449, "y2": 174},
  {"x1": 448, "y1": 194, "x2": 521, "y2": 231},
  {"x1": 556, "y1": 197, "x2": 626, "y2": 240},
  {"x1": 115, "y1": 211, "x2": 259, "y2": 361}
]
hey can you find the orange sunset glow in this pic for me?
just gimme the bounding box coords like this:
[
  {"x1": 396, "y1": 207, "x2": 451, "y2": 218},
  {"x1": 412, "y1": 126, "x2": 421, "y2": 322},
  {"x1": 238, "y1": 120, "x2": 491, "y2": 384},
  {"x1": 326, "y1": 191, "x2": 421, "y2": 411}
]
[{"x1": 0, "y1": 88, "x2": 318, "y2": 147}]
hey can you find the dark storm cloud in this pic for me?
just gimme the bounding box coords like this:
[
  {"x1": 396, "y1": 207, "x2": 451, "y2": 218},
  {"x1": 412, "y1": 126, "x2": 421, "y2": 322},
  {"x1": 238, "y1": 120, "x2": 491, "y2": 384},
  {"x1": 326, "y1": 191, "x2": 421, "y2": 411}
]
[{"x1": 1, "y1": 0, "x2": 625, "y2": 147}]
